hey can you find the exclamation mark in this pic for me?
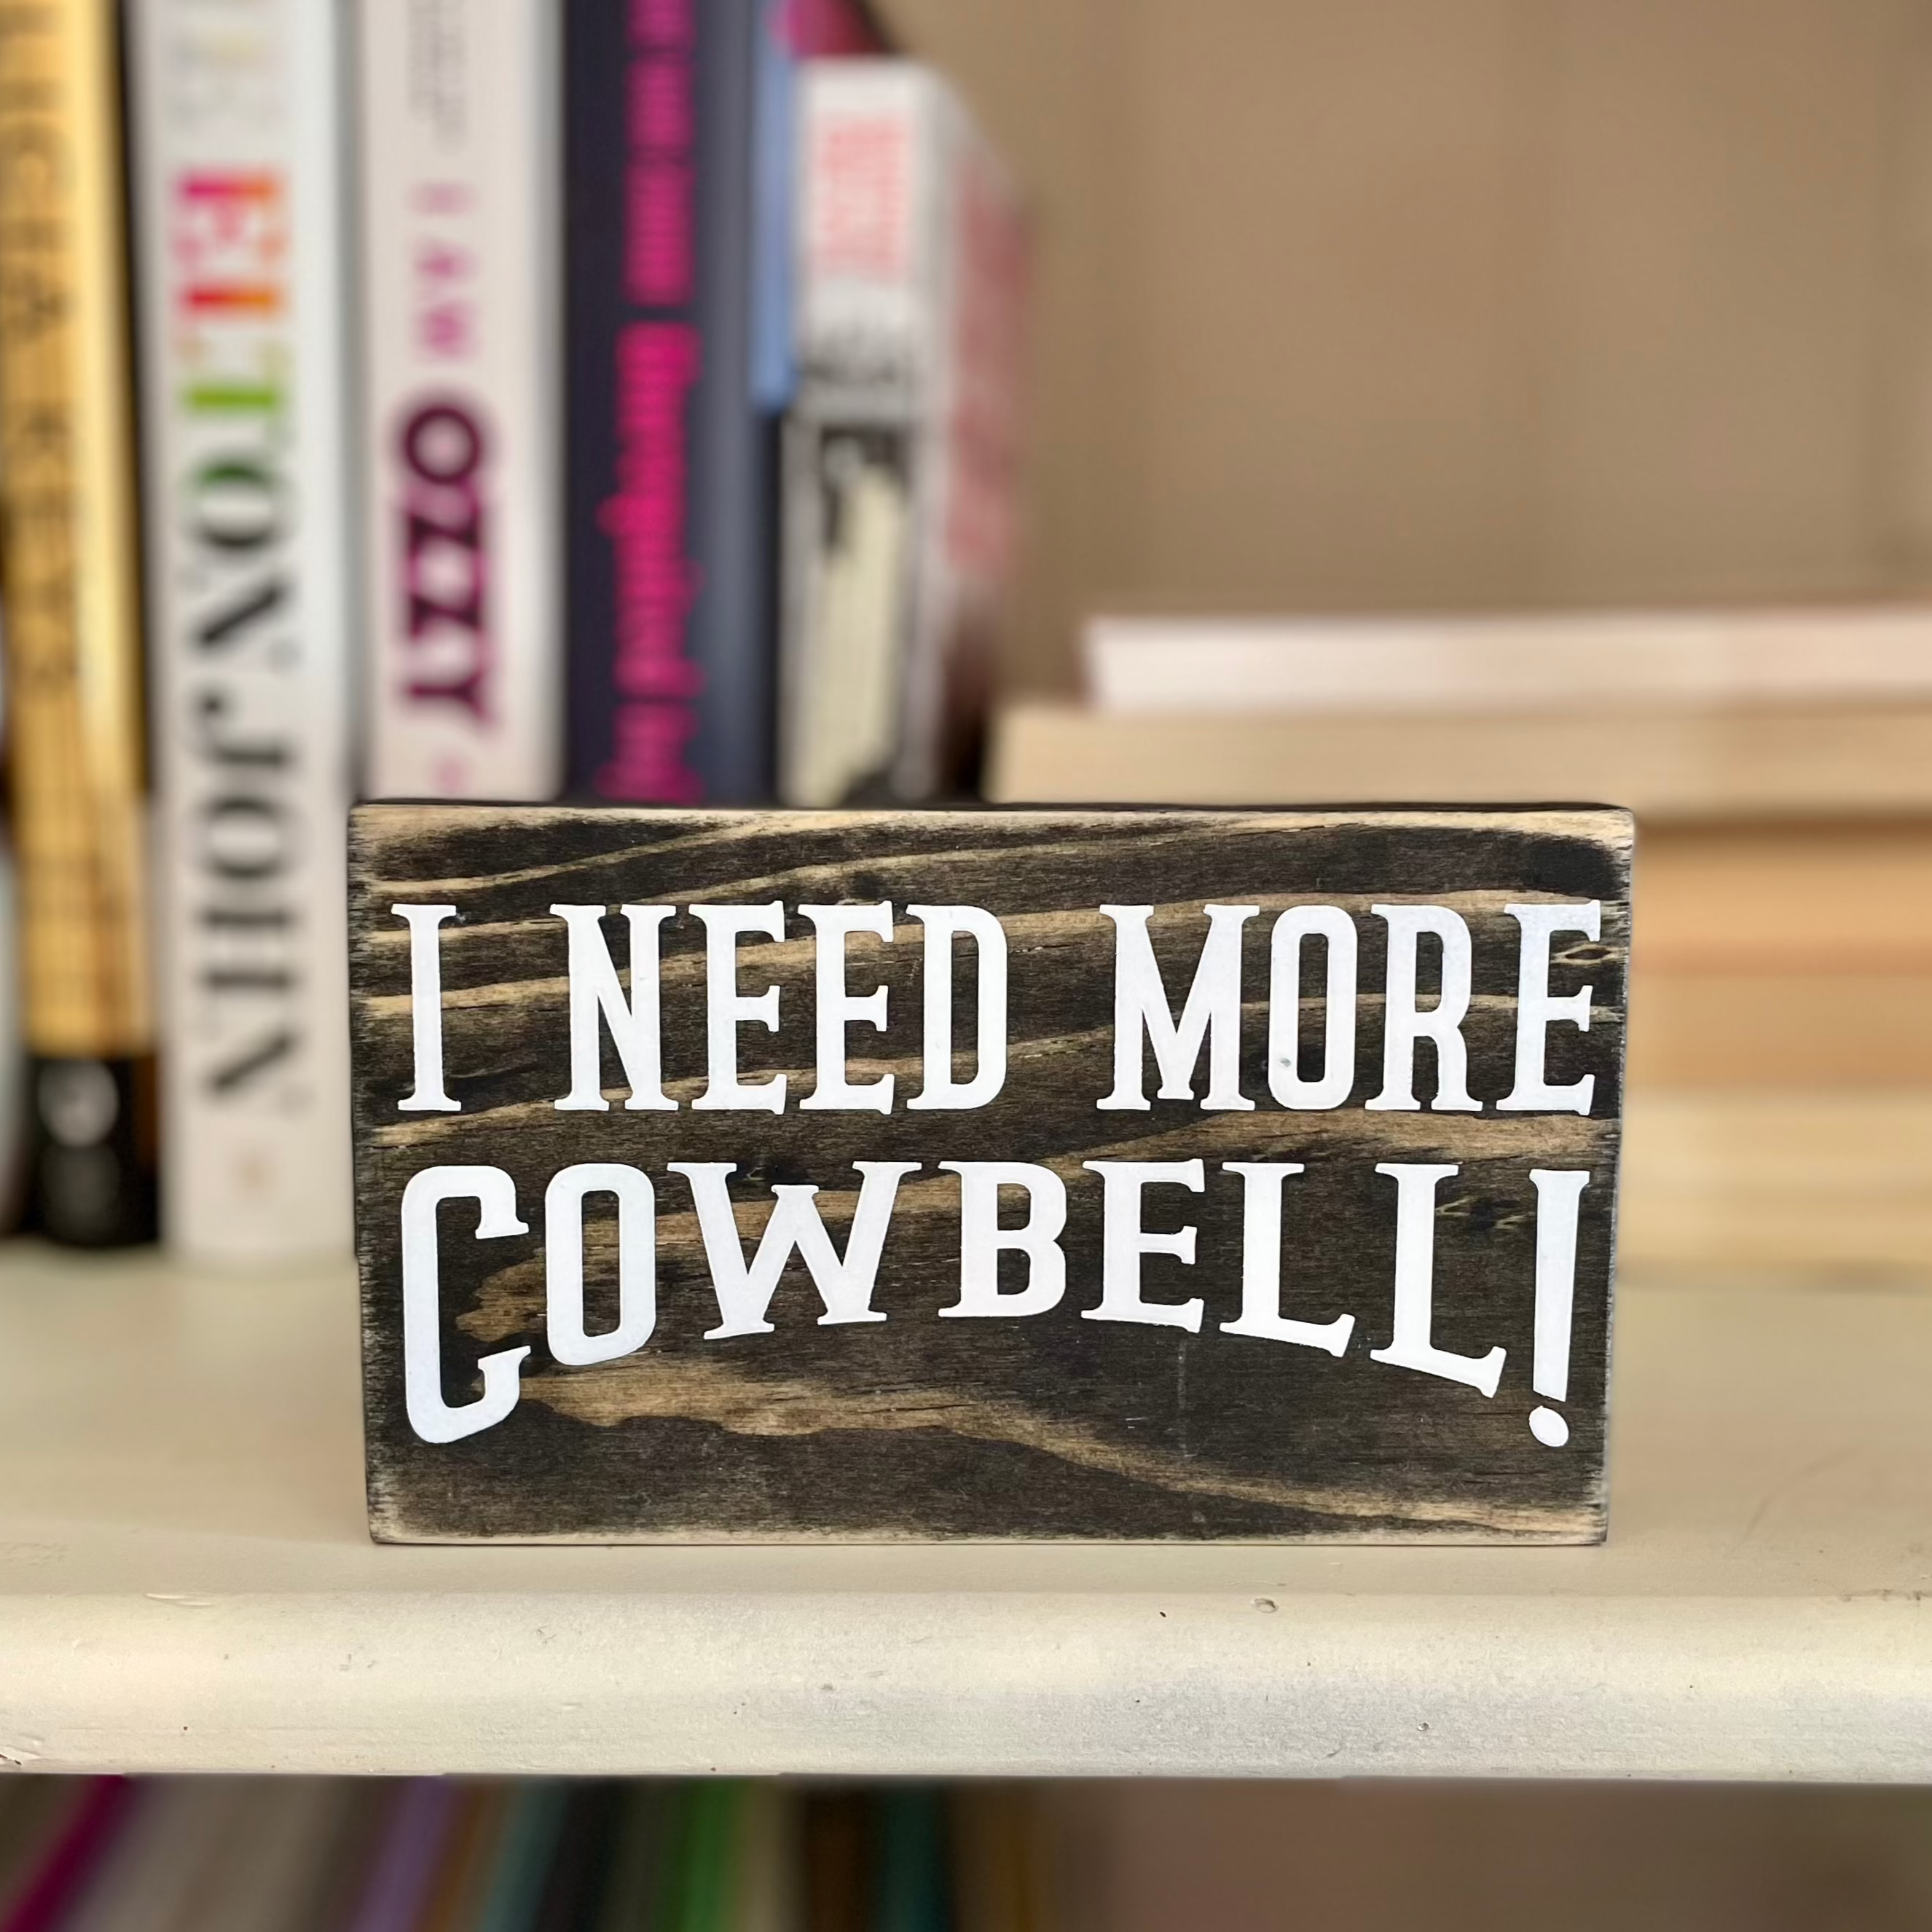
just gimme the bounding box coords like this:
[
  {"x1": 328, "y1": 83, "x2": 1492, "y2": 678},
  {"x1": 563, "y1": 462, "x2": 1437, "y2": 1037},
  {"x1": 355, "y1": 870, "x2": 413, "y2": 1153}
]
[{"x1": 1526, "y1": 1169, "x2": 1590, "y2": 1446}]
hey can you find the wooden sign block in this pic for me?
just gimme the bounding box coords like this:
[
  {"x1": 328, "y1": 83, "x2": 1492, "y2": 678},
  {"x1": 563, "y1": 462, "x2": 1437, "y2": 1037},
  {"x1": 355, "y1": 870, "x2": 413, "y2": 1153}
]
[{"x1": 350, "y1": 804, "x2": 1630, "y2": 1543}]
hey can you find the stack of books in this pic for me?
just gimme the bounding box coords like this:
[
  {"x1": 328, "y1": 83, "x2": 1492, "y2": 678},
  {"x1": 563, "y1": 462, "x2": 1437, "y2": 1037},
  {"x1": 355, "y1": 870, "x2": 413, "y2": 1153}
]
[
  {"x1": 988, "y1": 606, "x2": 1932, "y2": 815},
  {"x1": 0, "y1": 0, "x2": 1027, "y2": 1260},
  {"x1": 985, "y1": 608, "x2": 1932, "y2": 1191}
]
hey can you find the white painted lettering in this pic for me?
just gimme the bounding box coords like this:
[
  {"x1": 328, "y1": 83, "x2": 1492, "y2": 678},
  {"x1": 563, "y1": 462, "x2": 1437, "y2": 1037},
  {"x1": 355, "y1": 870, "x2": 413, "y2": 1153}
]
[
  {"x1": 906, "y1": 905, "x2": 1008, "y2": 1110},
  {"x1": 394, "y1": 903, "x2": 460, "y2": 1112},
  {"x1": 400, "y1": 1165, "x2": 529, "y2": 1442},
  {"x1": 1366, "y1": 906, "x2": 1480, "y2": 1112},
  {"x1": 938, "y1": 1161, "x2": 1067, "y2": 1316},
  {"x1": 691, "y1": 903, "x2": 788, "y2": 1113},
  {"x1": 543, "y1": 1163, "x2": 657, "y2": 1366},
  {"x1": 1368, "y1": 1162, "x2": 1504, "y2": 1394},
  {"x1": 799, "y1": 903, "x2": 895, "y2": 1113},
  {"x1": 1528, "y1": 1167, "x2": 1590, "y2": 1445},
  {"x1": 1267, "y1": 906, "x2": 1356, "y2": 1110},
  {"x1": 1097, "y1": 905, "x2": 1256, "y2": 1111},
  {"x1": 1219, "y1": 1161, "x2": 1354, "y2": 1354},
  {"x1": 670, "y1": 1160, "x2": 920, "y2": 1338},
  {"x1": 1499, "y1": 903, "x2": 1601, "y2": 1115},
  {"x1": 1080, "y1": 1158, "x2": 1206, "y2": 1331},
  {"x1": 551, "y1": 904, "x2": 676, "y2": 1111}
]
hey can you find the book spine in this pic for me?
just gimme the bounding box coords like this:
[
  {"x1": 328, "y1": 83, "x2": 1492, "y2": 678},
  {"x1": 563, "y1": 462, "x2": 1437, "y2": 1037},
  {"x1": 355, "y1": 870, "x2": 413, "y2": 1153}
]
[
  {"x1": 0, "y1": 0, "x2": 157, "y2": 1245},
  {"x1": 894, "y1": 90, "x2": 1026, "y2": 801},
  {"x1": 0, "y1": 841, "x2": 27, "y2": 1230},
  {"x1": 565, "y1": 0, "x2": 772, "y2": 805},
  {"x1": 127, "y1": 0, "x2": 353, "y2": 1262},
  {"x1": 690, "y1": 0, "x2": 773, "y2": 806},
  {"x1": 358, "y1": 0, "x2": 563, "y2": 802},
  {"x1": 750, "y1": 0, "x2": 891, "y2": 418},
  {"x1": 777, "y1": 415, "x2": 915, "y2": 806},
  {"x1": 796, "y1": 65, "x2": 932, "y2": 412},
  {"x1": 781, "y1": 64, "x2": 927, "y2": 806},
  {"x1": 795, "y1": 63, "x2": 1026, "y2": 802}
]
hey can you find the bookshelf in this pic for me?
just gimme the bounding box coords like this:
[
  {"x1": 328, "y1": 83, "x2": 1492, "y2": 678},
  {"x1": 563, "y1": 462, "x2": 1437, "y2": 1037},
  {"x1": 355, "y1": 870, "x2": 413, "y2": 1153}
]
[
  {"x1": 1, "y1": 1241, "x2": 1927, "y2": 1780},
  {"x1": 0, "y1": 0, "x2": 1920, "y2": 1826}
]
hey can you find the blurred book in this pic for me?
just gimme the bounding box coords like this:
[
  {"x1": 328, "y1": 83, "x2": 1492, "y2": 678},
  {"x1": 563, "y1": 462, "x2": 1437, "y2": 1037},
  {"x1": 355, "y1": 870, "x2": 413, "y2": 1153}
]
[
  {"x1": 419, "y1": 1783, "x2": 514, "y2": 1932},
  {"x1": 0, "y1": 1778, "x2": 131, "y2": 1930},
  {"x1": 780, "y1": 420, "x2": 911, "y2": 804},
  {"x1": 530, "y1": 1782, "x2": 624, "y2": 1928},
  {"x1": 0, "y1": 0, "x2": 158, "y2": 1246},
  {"x1": 780, "y1": 59, "x2": 1027, "y2": 805},
  {"x1": 0, "y1": 835, "x2": 28, "y2": 1234},
  {"x1": 62, "y1": 1776, "x2": 347, "y2": 1932},
  {"x1": 474, "y1": 1778, "x2": 569, "y2": 1931},
  {"x1": 952, "y1": 1784, "x2": 1053, "y2": 1932},
  {"x1": 873, "y1": 1787, "x2": 949, "y2": 1932},
  {"x1": 565, "y1": 0, "x2": 886, "y2": 807},
  {"x1": 986, "y1": 699, "x2": 1932, "y2": 818},
  {"x1": 192, "y1": 1780, "x2": 351, "y2": 1932},
  {"x1": 660, "y1": 1780, "x2": 747, "y2": 1931},
  {"x1": 0, "y1": 1780, "x2": 109, "y2": 1926},
  {"x1": 588, "y1": 1783, "x2": 669, "y2": 1932},
  {"x1": 344, "y1": 1778, "x2": 462, "y2": 1932},
  {"x1": 356, "y1": 0, "x2": 565, "y2": 803},
  {"x1": 753, "y1": 2, "x2": 889, "y2": 418},
  {"x1": 734, "y1": 1783, "x2": 801, "y2": 1932},
  {"x1": 802, "y1": 1790, "x2": 869, "y2": 1932},
  {"x1": 1627, "y1": 820, "x2": 1932, "y2": 1091},
  {"x1": 127, "y1": 0, "x2": 354, "y2": 1264},
  {"x1": 1084, "y1": 605, "x2": 1932, "y2": 715}
]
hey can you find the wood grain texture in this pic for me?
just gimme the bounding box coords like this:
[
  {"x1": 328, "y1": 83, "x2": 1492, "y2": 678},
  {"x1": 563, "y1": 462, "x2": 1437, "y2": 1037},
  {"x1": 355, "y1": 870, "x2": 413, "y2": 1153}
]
[{"x1": 350, "y1": 805, "x2": 1630, "y2": 1542}]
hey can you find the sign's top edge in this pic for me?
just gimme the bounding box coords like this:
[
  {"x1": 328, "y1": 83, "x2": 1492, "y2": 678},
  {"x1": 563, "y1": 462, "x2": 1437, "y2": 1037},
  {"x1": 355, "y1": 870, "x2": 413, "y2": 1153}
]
[
  {"x1": 350, "y1": 799, "x2": 1638, "y2": 826},
  {"x1": 347, "y1": 801, "x2": 1638, "y2": 863}
]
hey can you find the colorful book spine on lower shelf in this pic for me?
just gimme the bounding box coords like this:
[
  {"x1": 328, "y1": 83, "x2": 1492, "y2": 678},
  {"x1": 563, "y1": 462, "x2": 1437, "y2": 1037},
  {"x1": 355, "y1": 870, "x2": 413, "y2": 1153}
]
[
  {"x1": 0, "y1": 1779, "x2": 1050, "y2": 1931},
  {"x1": 125, "y1": 0, "x2": 356, "y2": 1263},
  {"x1": 0, "y1": 0, "x2": 157, "y2": 1246},
  {"x1": 356, "y1": 0, "x2": 565, "y2": 803}
]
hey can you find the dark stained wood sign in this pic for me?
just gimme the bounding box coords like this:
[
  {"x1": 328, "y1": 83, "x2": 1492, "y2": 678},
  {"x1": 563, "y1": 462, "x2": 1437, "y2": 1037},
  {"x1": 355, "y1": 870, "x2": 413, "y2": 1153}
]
[{"x1": 349, "y1": 804, "x2": 1630, "y2": 1543}]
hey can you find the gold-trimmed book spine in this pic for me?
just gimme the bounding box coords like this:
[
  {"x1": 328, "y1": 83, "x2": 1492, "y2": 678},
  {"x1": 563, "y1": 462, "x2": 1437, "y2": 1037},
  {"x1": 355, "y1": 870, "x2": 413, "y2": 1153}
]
[{"x1": 0, "y1": 0, "x2": 157, "y2": 1244}]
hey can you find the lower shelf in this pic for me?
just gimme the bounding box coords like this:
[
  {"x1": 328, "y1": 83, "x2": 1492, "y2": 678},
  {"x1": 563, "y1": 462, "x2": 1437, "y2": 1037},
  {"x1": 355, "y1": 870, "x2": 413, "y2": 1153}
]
[{"x1": 0, "y1": 1243, "x2": 1926, "y2": 1778}]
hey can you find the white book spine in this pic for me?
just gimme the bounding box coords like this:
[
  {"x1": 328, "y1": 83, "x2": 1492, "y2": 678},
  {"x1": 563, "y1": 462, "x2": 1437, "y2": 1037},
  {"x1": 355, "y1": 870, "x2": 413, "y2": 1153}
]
[
  {"x1": 129, "y1": 0, "x2": 353, "y2": 1261},
  {"x1": 792, "y1": 61, "x2": 1024, "y2": 801},
  {"x1": 782, "y1": 65, "x2": 934, "y2": 806},
  {"x1": 788, "y1": 63, "x2": 944, "y2": 804},
  {"x1": 797, "y1": 63, "x2": 947, "y2": 415},
  {"x1": 358, "y1": 0, "x2": 562, "y2": 801}
]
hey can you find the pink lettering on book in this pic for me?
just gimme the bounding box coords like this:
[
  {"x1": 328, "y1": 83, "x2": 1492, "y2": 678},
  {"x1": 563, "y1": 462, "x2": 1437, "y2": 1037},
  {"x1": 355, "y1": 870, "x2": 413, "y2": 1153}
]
[
  {"x1": 398, "y1": 400, "x2": 494, "y2": 722},
  {"x1": 595, "y1": 0, "x2": 704, "y2": 804},
  {"x1": 630, "y1": 0, "x2": 694, "y2": 50},
  {"x1": 597, "y1": 322, "x2": 702, "y2": 801},
  {"x1": 176, "y1": 171, "x2": 286, "y2": 314}
]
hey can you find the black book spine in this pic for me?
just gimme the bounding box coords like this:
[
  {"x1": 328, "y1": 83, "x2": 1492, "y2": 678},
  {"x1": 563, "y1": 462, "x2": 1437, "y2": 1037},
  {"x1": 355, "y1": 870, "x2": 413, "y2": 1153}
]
[
  {"x1": 28, "y1": 1058, "x2": 157, "y2": 1249},
  {"x1": 533, "y1": 1780, "x2": 625, "y2": 1932},
  {"x1": 565, "y1": 0, "x2": 774, "y2": 805}
]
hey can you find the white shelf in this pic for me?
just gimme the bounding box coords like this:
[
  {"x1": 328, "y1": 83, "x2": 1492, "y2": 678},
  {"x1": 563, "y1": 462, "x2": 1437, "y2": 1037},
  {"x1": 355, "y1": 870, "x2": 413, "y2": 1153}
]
[{"x1": 0, "y1": 1245, "x2": 1927, "y2": 1779}]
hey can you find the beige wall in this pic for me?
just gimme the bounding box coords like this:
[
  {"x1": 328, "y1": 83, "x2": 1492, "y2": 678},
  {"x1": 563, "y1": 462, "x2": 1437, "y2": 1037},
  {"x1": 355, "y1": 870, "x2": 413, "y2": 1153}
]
[{"x1": 879, "y1": 0, "x2": 1920, "y2": 690}]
